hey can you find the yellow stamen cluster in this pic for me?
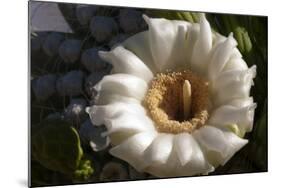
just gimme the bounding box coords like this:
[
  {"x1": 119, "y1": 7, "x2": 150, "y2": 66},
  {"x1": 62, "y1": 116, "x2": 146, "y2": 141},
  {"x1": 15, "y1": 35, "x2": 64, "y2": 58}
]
[{"x1": 143, "y1": 70, "x2": 209, "y2": 134}]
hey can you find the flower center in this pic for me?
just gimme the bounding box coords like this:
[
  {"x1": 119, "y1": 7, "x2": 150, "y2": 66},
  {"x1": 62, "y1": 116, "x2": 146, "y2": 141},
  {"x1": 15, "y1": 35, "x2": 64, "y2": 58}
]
[{"x1": 143, "y1": 70, "x2": 209, "y2": 134}]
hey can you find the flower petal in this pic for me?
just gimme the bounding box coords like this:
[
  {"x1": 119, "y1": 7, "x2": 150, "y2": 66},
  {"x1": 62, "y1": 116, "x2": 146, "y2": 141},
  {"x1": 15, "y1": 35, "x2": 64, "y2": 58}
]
[
  {"x1": 211, "y1": 34, "x2": 246, "y2": 72},
  {"x1": 221, "y1": 131, "x2": 248, "y2": 164},
  {"x1": 145, "y1": 134, "x2": 214, "y2": 177},
  {"x1": 208, "y1": 104, "x2": 257, "y2": 132},
  {"x1": 212, "y1": 32, "x2": 226, "y2": 45},
  {"x1": 180, "y1": 136, "x2": 214, "y2": 176},
  {"x1": 208, "y1": 33, "x2": 237, "y2": 81},
  {"x1": 143, "y1": 15, "x2": 190, "y2": 71},
  {"x1": 212, "y1": 65, "x2": 256, "y2": 106},
  {"x1": 174, "y1": 133, "x2": 194, "y2": 166},
  {"x1": 109, "y1": 131, "x2": 158, "y2": 171},
  {"x1": 223, "y1": 57, "x2": 248, "y2": 72},
  {"x1": 122, "y1": 31, "x2": 157, "y2": 73},
  {"x1": 212, "y1": 65, "x2": 256, "y2": 92},
  {"x1": 94, "y1": 73, "x2": 148, "y2": 101},
  {"x1": 173, "y1": 25, "x2": 190, "y2": 70},
  {"x1": 98, "y1": 46, "x2": 154, "y2": 83},
  {"x1": 226, "y1": 97, "x2": 254, "y2": 108},
  {"x1": 94, "y1": 90, "x2": 140, "y2": 105},
  {"x1": 86, "y1": 102, "x2": 146, "y2": 125},
  {"x1": 190, "y1": 14, "x2": 212, "y2": 75},
  {"x1": 185, "y1": 24, "x2": 200, "y2": 67},
  {"x1": 143, "y1": 133, "x2": 174, "y2": 167},
  {"x1": 194, "y1": 126, "x2": 248, "y2": 166},
  {"x1": 172, "y1": 136, "x2": 214, "y2": 176},
  {"x1": 102, "y1": 113, "x2": 155, "y2": 139}
]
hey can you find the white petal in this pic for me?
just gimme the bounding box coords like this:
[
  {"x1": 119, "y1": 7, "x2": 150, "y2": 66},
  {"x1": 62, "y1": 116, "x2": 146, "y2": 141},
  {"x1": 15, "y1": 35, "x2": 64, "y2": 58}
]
[
  {"x1": 144, "y1": 149, "x2": 178, "y2": 177},
  {"x1": 211, "y1": 34, "x2": 246, "y2": 72},
  {"x1": 163, "y1": 133, "x2": 214, "y2": 177},
  {"x1": 194, "y1": 126, "x2": 248, "y2": 166},
  {"x1": 212, "y1": 66, "x2": 256, "y2": 106},
  {"x1": 180, "y1": 136, "x2": 214, "y2": 176},
  {"x1": 211, "y1": 33, "x2": 239, "y2": 58},
  {"x1": 125, "y1": 132, "x2": 214, "y2": 177},
  {"x1": 144, "y1": 144, "x2": 180, "y2": 177},
  {"x1": 173, "y1": 25, "x2": 190, "y2": 70},
  {"x1": 171, "y1": 20, "x2": 192, "y2": 27},
  {"x1": 98, "y1": 46, "x2": 154, "y2": 83},
  {"x1": 212, "y1": 65, "x2": 256, "y2": 93},
  {"x1": 94, "y1": 74, "x2": 148, "y2": 101},
  {"x1": 143, "y1": 133, "x2": 174, "y2": 167},
  {"x1": 221, "y1": 131, "x2": 248, "y2": 164},
  {"x1": 94, "y1": 90, "x2": 140, "y2": 105},
  {"x1": 143, "y1": 15, "x2": 190, "y2": 71},
  {"x1": 223, "y1": 57, "x2": 248, "y2": 72},
  {"x1": 230, "y1": 47, "x2": 243, "y2": 59},
  {"x1": 122, "y1": 31, "x2": 157, "y2": 73},
  {"x1": 86, "y1": 102, "x2": 146, "y2": 125},
  {"x1": 109, "y1": 131, "x2": 158, "y2": 171},
  {"x1": 185, "y1": 24, "x2": 200, "y2": 67},
  {"x1": 147, "y1": 134, "x2": 214, "y2": 177},
  {"x1": 226, "y1": 97, "x2": 254, "y2": 108},
  {"x1": 208, "y1": 33, "x2": 237, "y2": 81},
  {"x1": 102, "y1": 113, "x2": 155, "y2": 138},
  {"x1": 212, "y1": 32, "x2": 226, "y2": 45},
  {"x1": 194, "y1": 126, "x2": 228, "y2": 154},
  {"x1": 174, "y1": 133, "x2": 194, "y2": 166},
  {"x1": 208, "y1": 104, "x2": 257, "y2": 132},
  {"x1": 190, "y1": 15, "x2": 212, "y2": 75}
]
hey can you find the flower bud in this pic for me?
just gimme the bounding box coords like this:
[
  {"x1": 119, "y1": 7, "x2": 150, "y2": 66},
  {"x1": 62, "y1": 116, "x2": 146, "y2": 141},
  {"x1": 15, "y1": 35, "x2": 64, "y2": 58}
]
[
  {"x1": 76, "y1": 5, "x2": 98, "y2": 26},
  {"x1": 90, "y1": 16, "x2": 118, "y2": 43},
  {"x1": 118, "y1": 9, "x2": 147, "y2": 34},
  {"x1": 56, "y1": 70, "x2": 84, "y2": 96},
  {"x1": 32, "y1": 74, "x2": 57, "y2": 101},
  {"x1": 42, "y1": 32, "x2": 64, "y2": 57},
  {"x1": 81, "y1": 48, "x2": 109, "y2": 72},
  {"x1": 59, "y1": 39, "x2": 82, "y2": 63}
]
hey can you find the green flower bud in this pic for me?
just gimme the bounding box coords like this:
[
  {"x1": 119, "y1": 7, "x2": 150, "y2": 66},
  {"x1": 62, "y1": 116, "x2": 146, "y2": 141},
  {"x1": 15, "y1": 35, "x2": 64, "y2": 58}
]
[
  {"x1": 234, "y1": 27, "x2": 252, "y2": 54},
  {"x1": 73, "y1": 159, "x2": 94, "y2": 181}
]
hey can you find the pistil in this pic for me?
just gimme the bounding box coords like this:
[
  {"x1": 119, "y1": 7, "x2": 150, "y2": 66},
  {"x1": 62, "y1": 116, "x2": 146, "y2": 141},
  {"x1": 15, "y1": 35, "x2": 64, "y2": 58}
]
[{"x1": 183, "y1": 80, "x2": 192, "y2": 120}]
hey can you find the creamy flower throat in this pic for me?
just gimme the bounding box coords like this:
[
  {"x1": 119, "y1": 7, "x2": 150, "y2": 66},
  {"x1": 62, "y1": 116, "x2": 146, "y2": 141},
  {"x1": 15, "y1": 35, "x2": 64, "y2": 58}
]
[{"x1": 143, "y1": 70, "x2": 209, "y2": 134}]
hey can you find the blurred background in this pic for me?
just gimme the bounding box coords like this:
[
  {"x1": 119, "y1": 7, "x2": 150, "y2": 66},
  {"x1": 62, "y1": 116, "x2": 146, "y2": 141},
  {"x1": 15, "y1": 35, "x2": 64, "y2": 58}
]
[{"x1": 29, "y1": 1, "x2": 267, "y2": 187}]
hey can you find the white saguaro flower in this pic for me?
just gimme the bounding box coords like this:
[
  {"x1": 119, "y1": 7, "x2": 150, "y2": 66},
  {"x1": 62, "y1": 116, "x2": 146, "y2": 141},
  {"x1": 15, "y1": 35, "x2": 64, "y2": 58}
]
[{"x1": 86, "y1": 14, "x2": 256, "y2": 177}]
